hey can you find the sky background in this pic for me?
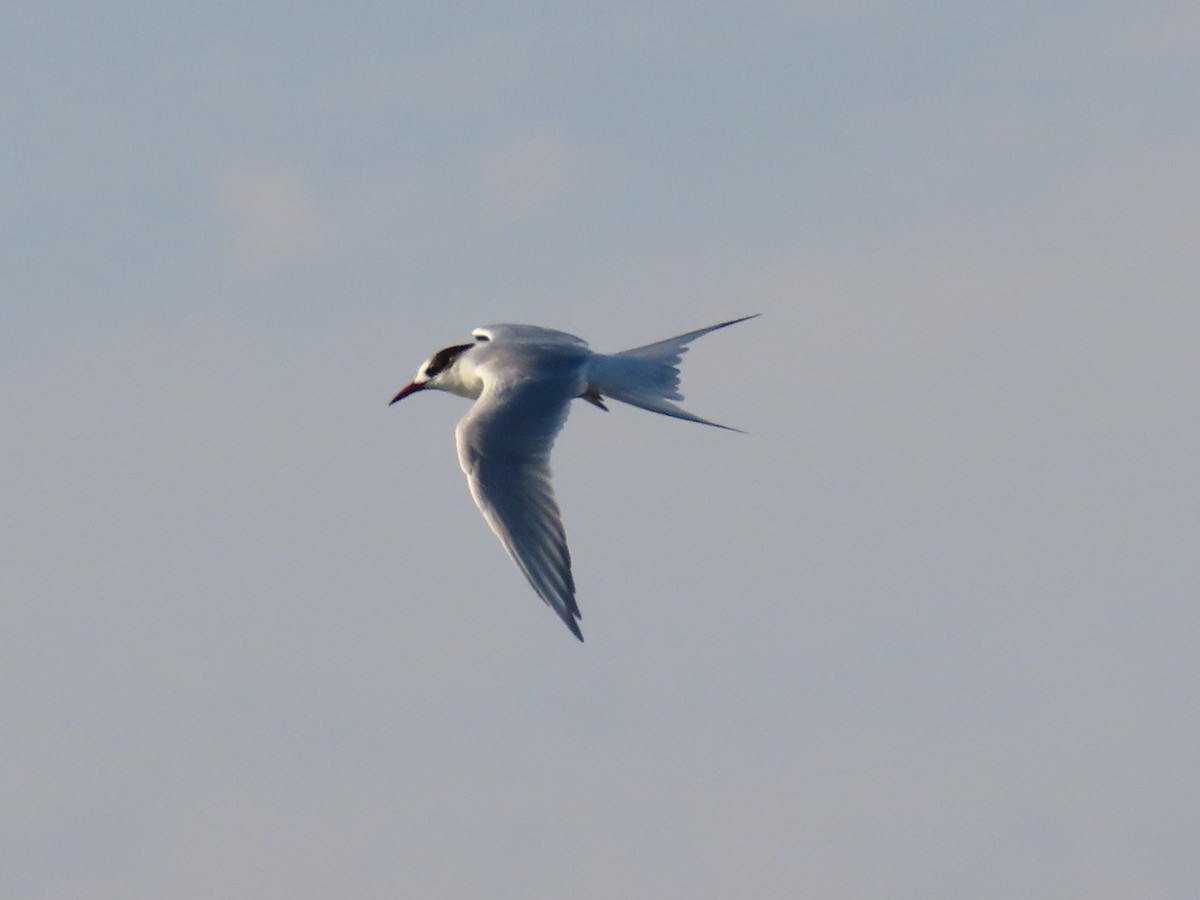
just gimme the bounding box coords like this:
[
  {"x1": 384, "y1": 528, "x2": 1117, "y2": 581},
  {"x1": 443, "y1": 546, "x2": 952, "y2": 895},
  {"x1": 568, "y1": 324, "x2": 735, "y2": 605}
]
[{"x1": 3, "y1": 3, "x2": 1198, "y2": 898}]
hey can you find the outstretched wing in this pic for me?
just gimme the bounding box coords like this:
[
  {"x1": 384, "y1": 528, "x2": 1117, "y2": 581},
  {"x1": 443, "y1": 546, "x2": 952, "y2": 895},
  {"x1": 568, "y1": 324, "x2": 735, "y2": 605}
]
[{"x1": 454, "y1": 347, "x2": 587, "y2": 640}]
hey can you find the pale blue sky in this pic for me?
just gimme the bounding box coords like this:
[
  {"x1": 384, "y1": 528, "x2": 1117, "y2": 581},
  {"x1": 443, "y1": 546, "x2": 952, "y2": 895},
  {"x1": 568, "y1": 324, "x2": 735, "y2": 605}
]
[{"x1": 3, "y1": 3, "x2": 1198, "y2": 898}]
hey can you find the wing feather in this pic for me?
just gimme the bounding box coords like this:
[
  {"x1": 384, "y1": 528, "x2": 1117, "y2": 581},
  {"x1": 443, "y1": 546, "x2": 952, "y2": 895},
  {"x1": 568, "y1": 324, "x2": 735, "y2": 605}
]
[{"x1": 455, "y1": 348, "x2": 587, "y2": 640}]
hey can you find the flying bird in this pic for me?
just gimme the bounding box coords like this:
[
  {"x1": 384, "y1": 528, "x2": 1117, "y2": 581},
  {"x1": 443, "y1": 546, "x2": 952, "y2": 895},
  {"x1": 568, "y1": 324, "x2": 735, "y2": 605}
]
[{"x1": 389, "y1": 315, "x2": 757, "y2": 640}]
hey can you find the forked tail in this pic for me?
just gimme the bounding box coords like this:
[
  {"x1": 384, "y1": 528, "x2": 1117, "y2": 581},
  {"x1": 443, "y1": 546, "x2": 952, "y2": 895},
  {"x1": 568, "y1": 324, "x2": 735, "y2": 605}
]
[{"x1": 585, "y1": 314, "x2": 759, "y2": 430}]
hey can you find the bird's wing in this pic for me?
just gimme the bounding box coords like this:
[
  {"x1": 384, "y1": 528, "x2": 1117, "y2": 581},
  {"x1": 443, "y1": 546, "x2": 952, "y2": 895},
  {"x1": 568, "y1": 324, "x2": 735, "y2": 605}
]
[
  {"x1": 454, "y1": 346, "x2": 588, "y2": 640},
  {"x1": 472, "y1": 323, "x2": 588, "y2": 346}
]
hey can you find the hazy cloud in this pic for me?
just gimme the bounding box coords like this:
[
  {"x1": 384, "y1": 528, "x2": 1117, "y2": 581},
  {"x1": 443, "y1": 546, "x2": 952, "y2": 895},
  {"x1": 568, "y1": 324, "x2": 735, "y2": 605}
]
[{"x1": 219, "y1": 166, "x2": 321, "y2": 265}]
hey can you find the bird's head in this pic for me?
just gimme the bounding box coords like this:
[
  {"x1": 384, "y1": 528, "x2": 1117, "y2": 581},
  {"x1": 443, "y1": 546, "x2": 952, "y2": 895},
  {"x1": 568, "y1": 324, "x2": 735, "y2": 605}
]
[{"x1": 390, "y1": 343, "x2": 474, "y2": 404}]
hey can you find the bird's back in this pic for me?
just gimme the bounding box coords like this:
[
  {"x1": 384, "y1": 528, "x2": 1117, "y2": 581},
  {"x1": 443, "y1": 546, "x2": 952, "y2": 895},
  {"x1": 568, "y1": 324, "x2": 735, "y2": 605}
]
[{"x1": 470, "y1": 327, "x2": 592, "y2": 394}]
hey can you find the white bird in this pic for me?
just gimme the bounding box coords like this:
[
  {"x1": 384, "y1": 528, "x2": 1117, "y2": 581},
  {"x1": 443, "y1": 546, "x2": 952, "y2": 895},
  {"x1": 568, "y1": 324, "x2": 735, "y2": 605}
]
[{"x1": 389, "y1": 315, "x2": 757, "y2": 641}]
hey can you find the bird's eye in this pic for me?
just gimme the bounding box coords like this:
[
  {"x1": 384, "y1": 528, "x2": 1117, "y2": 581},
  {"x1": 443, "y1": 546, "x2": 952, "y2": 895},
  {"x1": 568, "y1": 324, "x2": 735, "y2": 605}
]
[{"x1": 425, "y1": 343, "x2": 472, "y2": 378}]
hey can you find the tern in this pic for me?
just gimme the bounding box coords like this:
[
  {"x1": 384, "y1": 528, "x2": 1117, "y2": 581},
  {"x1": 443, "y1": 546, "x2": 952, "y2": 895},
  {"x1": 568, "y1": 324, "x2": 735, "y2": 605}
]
[{"x1": 389, "y1": 314, "x2": 757, "y2": 641}]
